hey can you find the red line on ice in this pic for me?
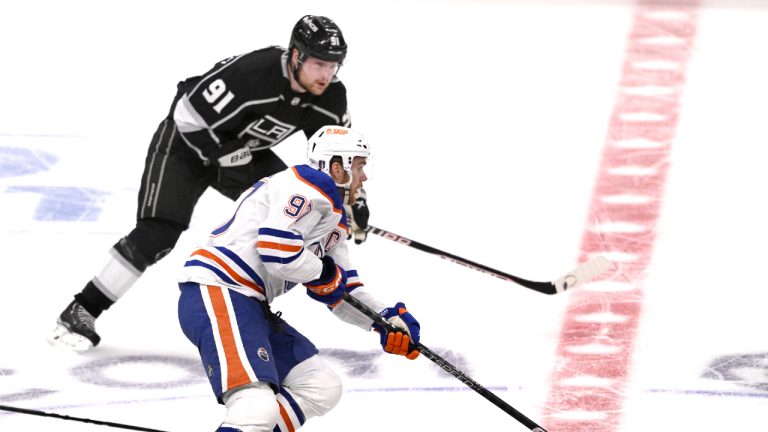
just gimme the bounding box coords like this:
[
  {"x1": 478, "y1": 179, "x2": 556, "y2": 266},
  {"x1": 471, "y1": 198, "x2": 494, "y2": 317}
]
[{"x1": 543, "y1": 2, "x2": 700, "y2": 430}]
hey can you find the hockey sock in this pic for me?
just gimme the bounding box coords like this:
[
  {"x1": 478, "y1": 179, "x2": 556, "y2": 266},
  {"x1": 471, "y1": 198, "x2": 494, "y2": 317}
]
[
  {"x1": 273, "y1": 388, "x2": 306, "y2": 432},
  {"x1": 75, "y1": 281, "x2": 114, "y2": 318},
  {"x1": 90, "y1": 240, "x2": 145, "y2": 303}
]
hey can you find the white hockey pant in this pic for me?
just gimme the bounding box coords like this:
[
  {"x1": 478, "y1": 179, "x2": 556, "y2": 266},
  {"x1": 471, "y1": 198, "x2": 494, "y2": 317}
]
[{"x1": 221, "y1": 355, "x2": 343, "y2": 432}]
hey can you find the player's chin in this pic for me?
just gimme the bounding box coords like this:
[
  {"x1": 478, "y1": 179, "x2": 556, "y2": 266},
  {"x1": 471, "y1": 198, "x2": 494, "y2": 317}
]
[
  {"x1": 309, "y1": 83, "x2": 329, "y2": 95},
  {"x1": 347, "y1": 185, "x2": 361, "y2": 204}
]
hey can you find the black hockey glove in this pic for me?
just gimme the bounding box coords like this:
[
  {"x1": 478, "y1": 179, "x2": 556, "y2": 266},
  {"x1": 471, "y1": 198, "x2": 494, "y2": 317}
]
[
  {"x1": 208, "y1": 138, "x2": 252, "y2": 167},
  {"x1": 349, "y1": 189, "x2": 369, "y2": 244},
  {"x1": 210, "y1": 139, "x2": 256, "y2": 200},
  {"x1": 216, "y1": 165, "x2": 256, "y2": 200}
]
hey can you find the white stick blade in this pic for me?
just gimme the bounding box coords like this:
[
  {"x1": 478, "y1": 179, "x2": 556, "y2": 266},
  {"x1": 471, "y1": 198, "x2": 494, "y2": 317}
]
[{"x1": 553, "y1": 255, "x2": 612, "y2": 293}]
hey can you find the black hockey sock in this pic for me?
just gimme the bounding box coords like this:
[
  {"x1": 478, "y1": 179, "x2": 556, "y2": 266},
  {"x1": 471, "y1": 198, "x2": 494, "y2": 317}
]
[{"x1": 75, "y1": 281, "x2": 115, "y2": 318}]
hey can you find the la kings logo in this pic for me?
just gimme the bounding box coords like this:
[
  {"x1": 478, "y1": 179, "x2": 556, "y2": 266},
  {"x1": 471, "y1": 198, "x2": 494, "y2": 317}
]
[{"x1": 240, "y1": 115, "x2": 296, "y2": 150}]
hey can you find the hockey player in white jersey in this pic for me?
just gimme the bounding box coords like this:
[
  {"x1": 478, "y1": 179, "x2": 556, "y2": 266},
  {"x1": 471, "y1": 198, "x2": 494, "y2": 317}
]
[{"x1": 177, "y1": 126, "x2": 421, "y2": 431}]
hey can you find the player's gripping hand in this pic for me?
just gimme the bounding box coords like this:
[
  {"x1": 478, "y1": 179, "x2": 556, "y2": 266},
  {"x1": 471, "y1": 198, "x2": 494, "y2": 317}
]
[
  {"x1": 349, "y1": 189, "x2": 369, "y2": 244},
  {"x1": 208, "y1": 138, "x2": 252, "y2": 167},
  {"x1": 304, "y1": 255, "x2": 347, "y2": 306},
  {"x1": 372, "y1": 302, "x2": 421, "y2": 360}
]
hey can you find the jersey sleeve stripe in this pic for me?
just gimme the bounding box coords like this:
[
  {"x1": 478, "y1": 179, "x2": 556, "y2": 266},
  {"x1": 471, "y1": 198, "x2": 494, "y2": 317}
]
[
  {"x1": 257, "y1": 227, "x2": 304, "y2": 240},
  {"x1": 259, "y1": 249, "x2": 304, "y2": 264},
  {"x1": 256, "y1": 228, "x2": 305, "y2": 263},
  {"x1": 256, "y1": 241, "x2": 303, "y2": 253},
  {"x1": 174, "y1": 95, "x2": 210, "y2": 133}
]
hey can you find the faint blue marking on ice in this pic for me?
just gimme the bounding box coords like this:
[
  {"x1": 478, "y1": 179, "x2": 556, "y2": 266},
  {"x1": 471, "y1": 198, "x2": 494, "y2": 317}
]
[
  {"x1": 0, "y1": 147, "x2": 58, "y2": 178},
  {"x1": 647, "y1": 388, "x2": 768, "y2": 399},
  {"x1": 702, "y1": 352, "x2": 768, "y2": 392},
  {"x1": 71, "y1": 355, "x2": 204, "y2": 389},
  {"x1": 6, "y1": 186, "x2": 110, "y2": 221}
]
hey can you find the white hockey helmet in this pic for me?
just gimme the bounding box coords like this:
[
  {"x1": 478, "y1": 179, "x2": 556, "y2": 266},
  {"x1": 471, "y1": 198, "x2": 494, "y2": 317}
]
[{"x1": 307, "y1": 126, "x2": 371, "y2": 180}]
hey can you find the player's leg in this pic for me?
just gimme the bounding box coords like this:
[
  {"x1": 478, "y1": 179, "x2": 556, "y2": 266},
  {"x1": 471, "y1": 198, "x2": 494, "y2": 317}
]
[
  {"x1": 266, "y1": 311, "x2": 342, "y2": 431},
  {"x1": 276, "y1": 355, "x2": 343, "y2": 430},
  {"x1": 49, "y1": 119, "x2": 213, "y2": 351},
  {"x1": 217, "y1": 383, "x2": 279, "y2": 432},
  {"x1": 49, "y1": 218, "x2": 186, "y2": 348},
  {"x1": 178, "y1": 282, "x2": 283, "y2": 431}
]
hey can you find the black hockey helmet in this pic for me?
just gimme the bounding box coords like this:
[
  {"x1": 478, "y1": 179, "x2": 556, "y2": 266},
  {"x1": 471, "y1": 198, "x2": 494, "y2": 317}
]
[{"x1": 289, "y1": 15, "x2": 347, "y2": 64}]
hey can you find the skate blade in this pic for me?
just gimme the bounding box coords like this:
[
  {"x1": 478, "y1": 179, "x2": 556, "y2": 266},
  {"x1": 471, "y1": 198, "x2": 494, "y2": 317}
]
[{"x1": 47, "y1": 323, "x2": 95, "y2": 353}]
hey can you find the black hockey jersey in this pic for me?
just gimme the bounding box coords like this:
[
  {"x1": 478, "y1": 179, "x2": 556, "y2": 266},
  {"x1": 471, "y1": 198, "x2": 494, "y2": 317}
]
[{"x1": 172, "y1": 47, "x2": 350, "y2": 162}]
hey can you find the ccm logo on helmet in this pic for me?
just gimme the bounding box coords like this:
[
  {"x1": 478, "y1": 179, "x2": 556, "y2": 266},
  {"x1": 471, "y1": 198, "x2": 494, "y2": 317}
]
[{"x1": 325, "y1": 128, "x2": 348, "y2": 135}]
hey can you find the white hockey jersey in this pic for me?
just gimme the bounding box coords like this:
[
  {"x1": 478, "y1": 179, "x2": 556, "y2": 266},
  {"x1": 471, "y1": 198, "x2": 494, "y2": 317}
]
[{"x1": 178, "y1": 164, "x2": 385, "y2": 330}]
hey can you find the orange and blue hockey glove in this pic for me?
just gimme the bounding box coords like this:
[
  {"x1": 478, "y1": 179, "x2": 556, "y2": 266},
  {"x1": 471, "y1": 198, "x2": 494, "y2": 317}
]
[
  {"x1": 372, "y1": 302, "x2": 421, "y2": 360},
  {"x1": 304, "y1": 255, "x2": 346, "y2": 306}
]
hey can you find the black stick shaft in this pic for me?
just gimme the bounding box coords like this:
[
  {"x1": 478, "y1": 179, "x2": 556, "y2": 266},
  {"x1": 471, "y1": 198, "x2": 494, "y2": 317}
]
[
  {"x1": 366, "y1": 225, "x2": 557, "y2": 295},
  {"x1": 342, "y1": 292, "x2": 548, "y2": 432},
  {"x1": 0, "y1": 403, "x2": 168, "y2": 432}
]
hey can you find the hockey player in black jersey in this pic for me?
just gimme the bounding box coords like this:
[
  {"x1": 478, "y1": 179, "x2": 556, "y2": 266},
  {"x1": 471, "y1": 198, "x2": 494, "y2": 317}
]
[{"x1": 49, "y1": 15, "x2": 369, "y2": 351}]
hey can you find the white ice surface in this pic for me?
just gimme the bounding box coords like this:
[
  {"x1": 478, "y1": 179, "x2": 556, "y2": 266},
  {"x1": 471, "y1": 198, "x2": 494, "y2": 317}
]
[{"x1": 1, "y1": 1, "x2": 767, "y2": 431}]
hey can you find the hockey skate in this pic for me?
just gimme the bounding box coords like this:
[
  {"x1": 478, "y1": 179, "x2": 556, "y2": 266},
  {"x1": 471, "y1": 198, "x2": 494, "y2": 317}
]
[{"x1": 48, "y1": 300, "x2": 101, "y2": 352}]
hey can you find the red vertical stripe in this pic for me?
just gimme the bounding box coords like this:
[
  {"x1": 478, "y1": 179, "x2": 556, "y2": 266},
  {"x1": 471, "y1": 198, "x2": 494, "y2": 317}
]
[{"x1": 544, "y1": 2, "x2": 700, "y2": 430}]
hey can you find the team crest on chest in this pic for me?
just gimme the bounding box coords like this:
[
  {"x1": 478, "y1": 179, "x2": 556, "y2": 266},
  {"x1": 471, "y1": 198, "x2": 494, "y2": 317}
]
[
  {"x1": 323, "y1": 229, "x2": 343, "y2": 252},
  {"x1": 239, "y1": 115, "x2": 297, "y2": 149}
]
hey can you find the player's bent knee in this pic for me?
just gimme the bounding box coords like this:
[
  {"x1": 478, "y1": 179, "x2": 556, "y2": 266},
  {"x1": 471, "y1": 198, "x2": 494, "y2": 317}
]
[
  {"x1": 284, "y1": 355, "x2": 343, "y2": 417},
  {"x1": 121, "y1": 218, "x2": 186, "y2": 268},
  {"x1": 313, "y1": 367, "x2": 343, "y2": 415},
  {"x1": 221, "y1": 382, "x2": 279, "y2": 432}
]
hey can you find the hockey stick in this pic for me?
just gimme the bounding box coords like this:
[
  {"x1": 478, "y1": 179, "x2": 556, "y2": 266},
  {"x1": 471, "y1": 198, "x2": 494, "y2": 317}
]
[
  {"x1": 366, "y1": 225, "x2": 611, "y2": 295},
  {"x1": 342, "y1": 292, "x2": 548, "y2": 432},
  {"x1": 0, "y1": 403, "x2": 168, "y2": 432}
]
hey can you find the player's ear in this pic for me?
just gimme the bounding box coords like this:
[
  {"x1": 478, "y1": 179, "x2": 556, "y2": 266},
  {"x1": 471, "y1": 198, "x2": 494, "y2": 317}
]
[{"x1": 329, "y1": 160, "x2": 343, "y2": 180}]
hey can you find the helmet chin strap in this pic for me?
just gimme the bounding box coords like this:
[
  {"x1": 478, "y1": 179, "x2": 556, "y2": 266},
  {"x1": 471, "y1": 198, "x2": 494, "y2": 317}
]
[{"x1": 336, "y1": 176, "x2": 353, "y2": 205}]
